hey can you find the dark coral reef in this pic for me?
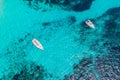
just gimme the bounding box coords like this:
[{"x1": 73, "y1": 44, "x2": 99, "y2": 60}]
[
  {"x1": 0, "y1": 33, "x2": 49, "y2": 80},
  {"x1": 12, "y1": 62, "x2": 45, "y2": 80},
  {"x1": 100, "y1": 7, "x2": 120, "y2": 44},
  {"x1": 64, "y1": 7, "x2": 120, "y2": 80},
  {"x1": 64, "y1": 45, "x2": 120, "y2": 80},
  {"x1": 64, "y1": 57, "x2": 96, "y2": 80},
  {"x1": 23, "y1": 0, "x2": 95, "y2": 12},
  {"x1": 95, "y1": 46, "x2": 120, "y2": 80}
]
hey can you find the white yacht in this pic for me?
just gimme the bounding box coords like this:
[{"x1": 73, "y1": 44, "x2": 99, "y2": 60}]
[
  {"x1": 32, "y1": 38, "x2": 44, "y2": 50},
  {"x1": 85, "y1": 20, "x2": 95, "y2": 29}
]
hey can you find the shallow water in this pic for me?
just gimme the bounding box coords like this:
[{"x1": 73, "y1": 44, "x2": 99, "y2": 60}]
[{"x1": 0, "y1": 0, "x2": 120, "y2": 80}]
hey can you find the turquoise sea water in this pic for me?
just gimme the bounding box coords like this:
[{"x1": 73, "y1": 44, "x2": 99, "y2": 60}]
[{"x1": 0, "y1": 0, "x2": 120, "y2": 80}]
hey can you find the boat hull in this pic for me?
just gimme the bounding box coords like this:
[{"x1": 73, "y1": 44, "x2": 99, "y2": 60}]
[
  {"x1": 85, "y1": 20, "x2": 95, "y2": 29},
  {"x1": 32, "y1": 38, "x2": 44, "y2": 50}
]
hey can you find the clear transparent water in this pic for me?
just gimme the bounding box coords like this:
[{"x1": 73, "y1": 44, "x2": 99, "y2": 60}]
[{"x1": 0, "y1": 0, "x2": 120, "y2": 79}]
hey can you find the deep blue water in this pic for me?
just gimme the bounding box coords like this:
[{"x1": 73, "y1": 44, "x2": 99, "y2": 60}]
[{"x1": 0, "y1": 0, "x2": 120, "y2": 80}]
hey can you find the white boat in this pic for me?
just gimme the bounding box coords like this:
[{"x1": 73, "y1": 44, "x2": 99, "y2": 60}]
[
  {"x1": 32, "y1": 38, "x2": 44, "y2": 50},
  {"x1": 85, "y1": 20, "x2": 95, "y2": 29}
]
